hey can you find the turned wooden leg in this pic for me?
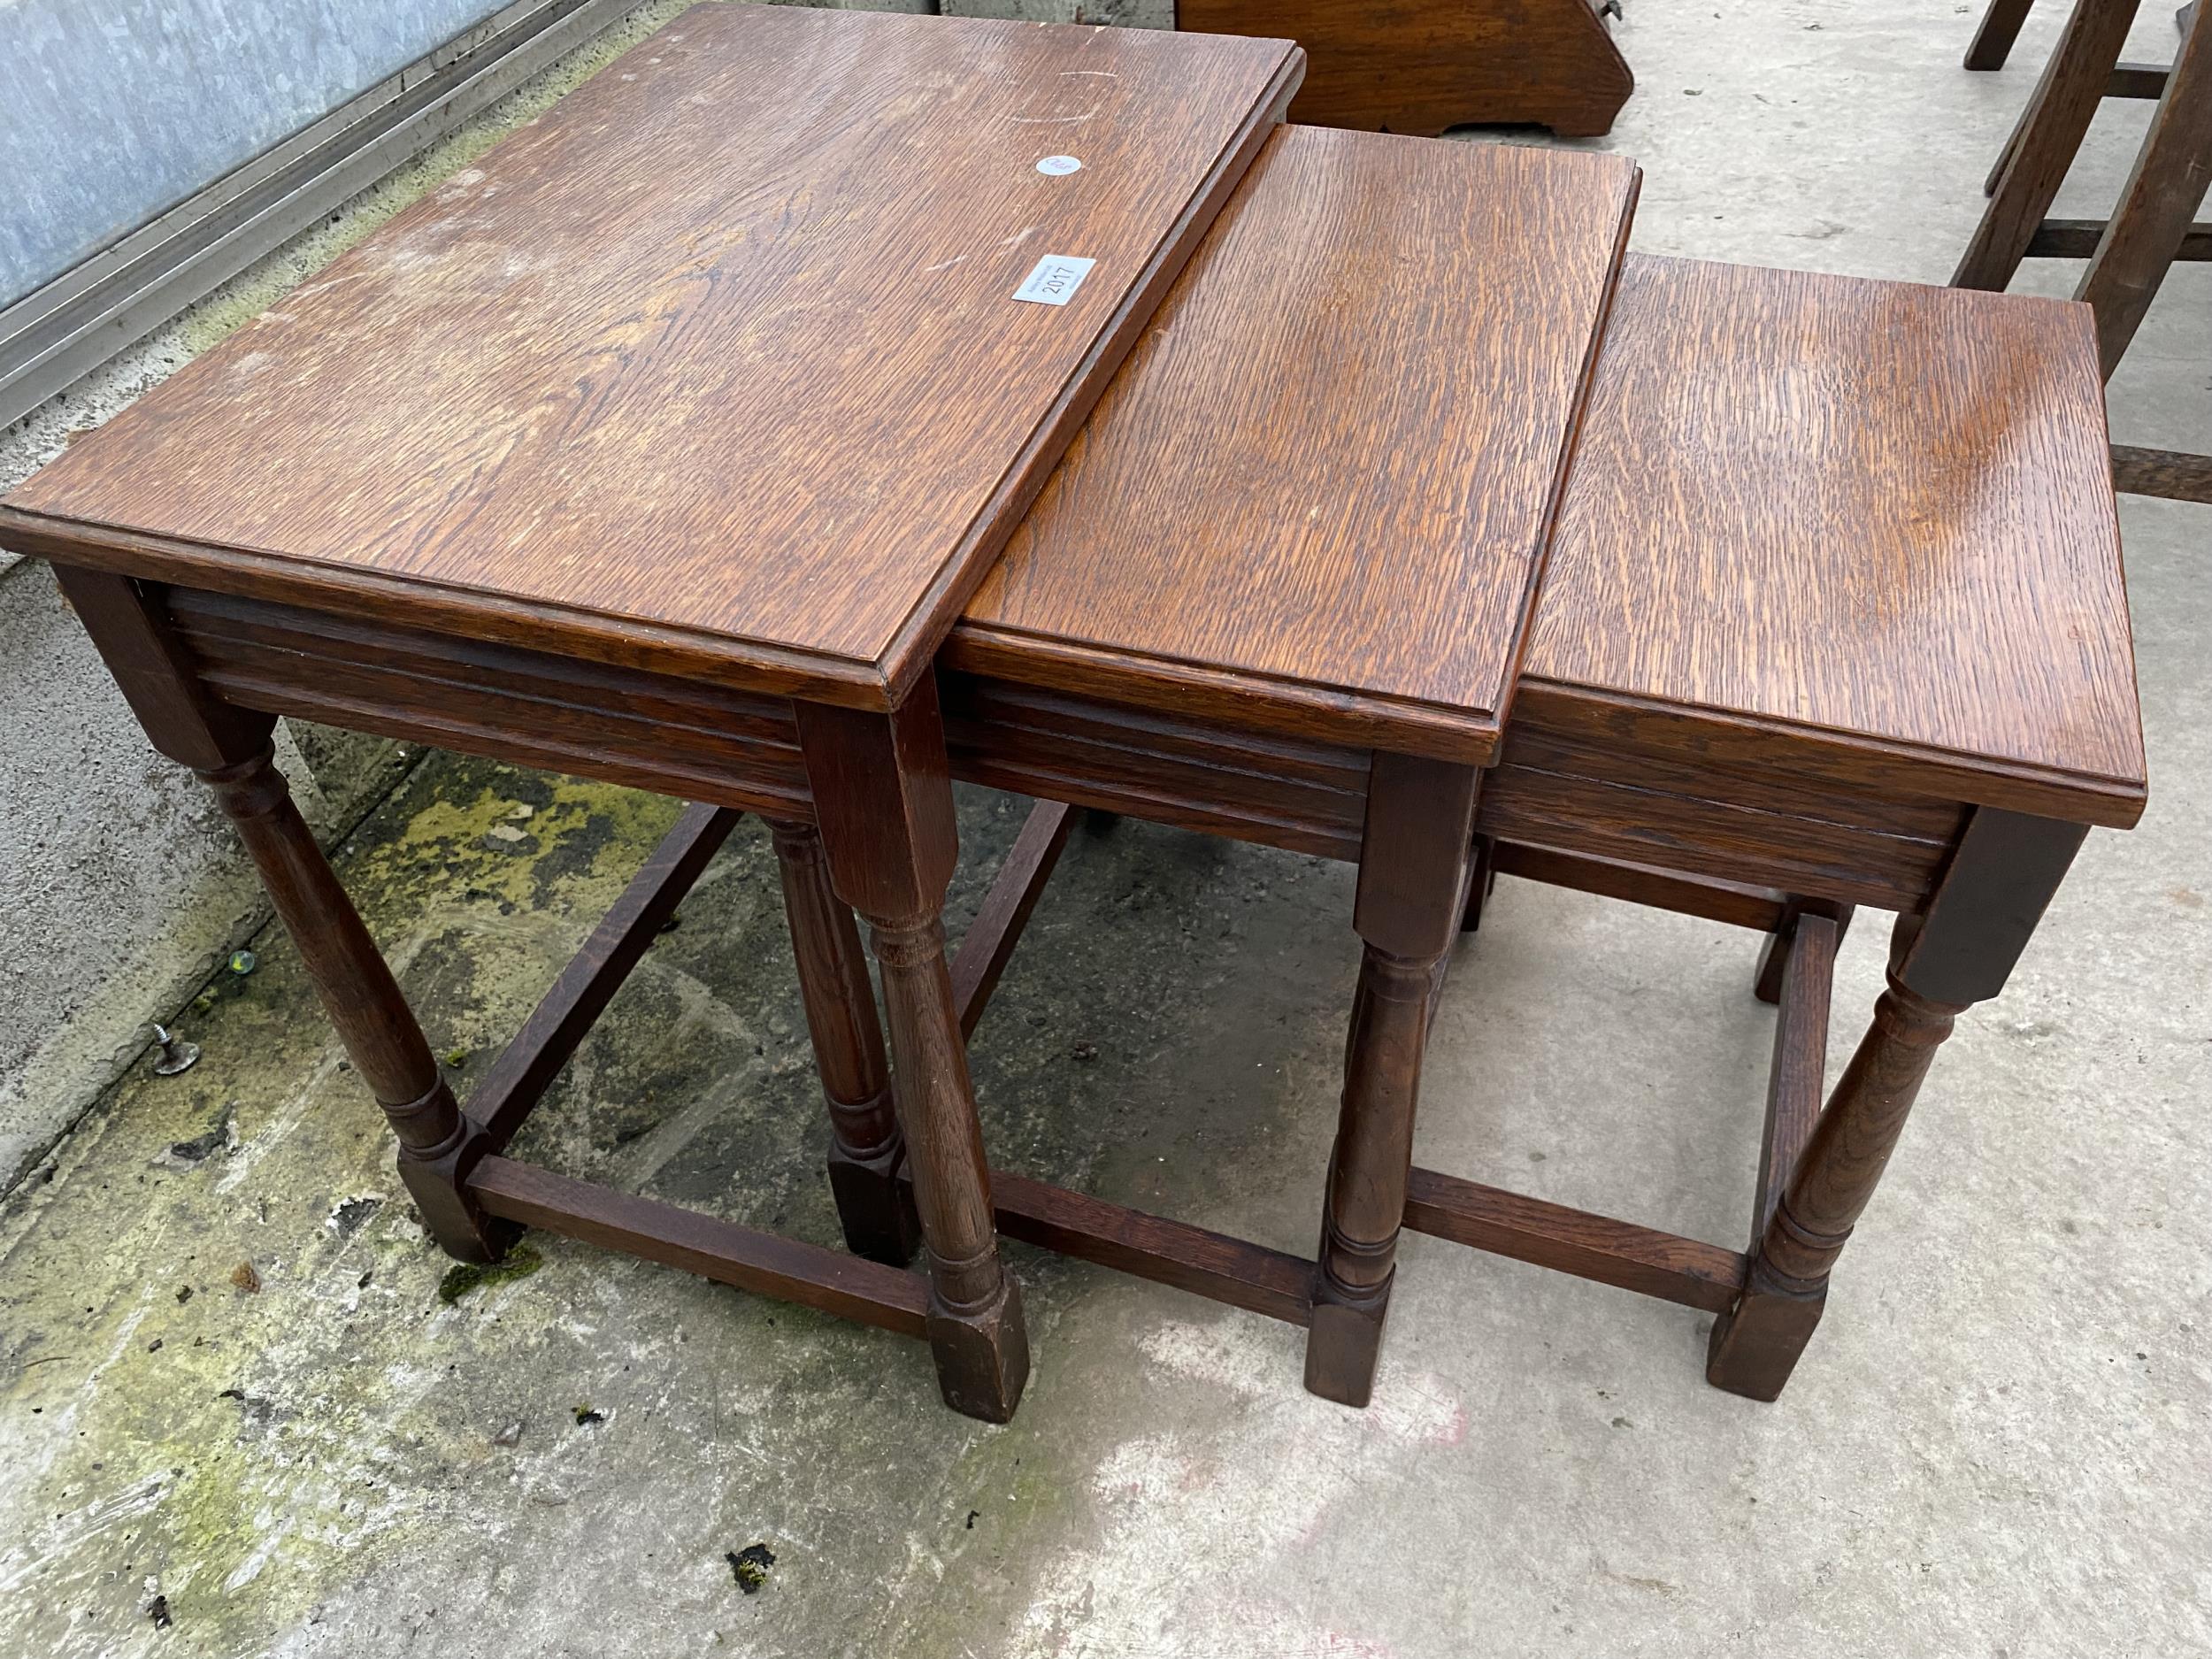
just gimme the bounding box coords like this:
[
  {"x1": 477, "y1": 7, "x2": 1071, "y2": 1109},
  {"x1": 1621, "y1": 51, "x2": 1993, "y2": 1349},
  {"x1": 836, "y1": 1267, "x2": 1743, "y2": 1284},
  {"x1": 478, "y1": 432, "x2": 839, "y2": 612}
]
[
  {"x1": 795, "y1": 679, "x2": 1028, "y2": 1423},
  {"x1": 1305, "y1": 752, "x2": 1481, "y2": 1408},
  {"x1": 1709, "y1": 810, "x2": 2087, "y2": 1400},
  {"x1": 203, "y1": 748, "x2": 510, "y2": 1260},
  {"x1": 1708, "y1": 952, "x2": 1965, "y2": 1400},
  {"x1": 57, "y1": 568, "x2": 508, "y2": 1261},
  {"x1": 868, "y1": 914, "x2": 1025, "y2": 1419},
  {"x1": 1307, "y1": 949, "x2": 1442, "y2": 1406},
  {"x1": 770, "y1": 820, "x2": 920, "y2": 1266}
]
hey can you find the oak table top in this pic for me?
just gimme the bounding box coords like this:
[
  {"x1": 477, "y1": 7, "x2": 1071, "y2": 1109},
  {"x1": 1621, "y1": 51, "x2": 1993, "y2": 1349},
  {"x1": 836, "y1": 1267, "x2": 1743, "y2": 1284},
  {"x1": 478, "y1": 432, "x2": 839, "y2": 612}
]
[
  {"x1": 0, "y1": 2, "x2": 1303, "y2": 710},
  {"x1": 952, "y1": 124, "x2": 1641, "y2": 764},
  {"x1": 1526, "y1": 254, "x2": 2147, "y2": 829}
]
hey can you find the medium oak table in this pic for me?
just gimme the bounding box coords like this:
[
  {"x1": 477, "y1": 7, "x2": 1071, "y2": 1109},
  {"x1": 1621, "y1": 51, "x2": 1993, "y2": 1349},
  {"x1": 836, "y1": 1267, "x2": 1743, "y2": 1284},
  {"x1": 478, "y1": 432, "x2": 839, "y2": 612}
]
[
  {"x1": 0, "y1": 2, "x2": 1305, "y2": 1424},
  {"x1": 950, "y1": 124, "x2": 1642, "y2": 1403}
]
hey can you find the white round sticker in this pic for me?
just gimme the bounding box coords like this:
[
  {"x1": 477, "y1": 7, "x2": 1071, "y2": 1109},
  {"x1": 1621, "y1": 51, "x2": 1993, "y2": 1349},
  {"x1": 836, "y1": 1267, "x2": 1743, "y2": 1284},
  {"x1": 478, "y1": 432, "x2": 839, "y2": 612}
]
[{"x1": 1035, "y1": 155, "x2": 1083, "y2": 177}]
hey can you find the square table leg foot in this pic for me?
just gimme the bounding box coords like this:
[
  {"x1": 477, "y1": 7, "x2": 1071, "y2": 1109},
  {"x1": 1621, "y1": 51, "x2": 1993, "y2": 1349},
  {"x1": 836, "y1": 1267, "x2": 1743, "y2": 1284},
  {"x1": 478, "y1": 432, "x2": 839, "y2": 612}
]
[
  {"x1": 1302, "y1": 1273, "x2": 1392, "y2": 1408},
  {"x1": 827, "y1": 1140, "x2": 923, "y2": 1267},
  {"x1": 1705, "y1": 1282, "x2": 1825, "y2": 1402},
  {"x1": 927, "y1": 1273, "x2": 1031, "y2": 1424},
  {"x1": 396, "y1": 1103, "x2": 517, "y2": 1264}
]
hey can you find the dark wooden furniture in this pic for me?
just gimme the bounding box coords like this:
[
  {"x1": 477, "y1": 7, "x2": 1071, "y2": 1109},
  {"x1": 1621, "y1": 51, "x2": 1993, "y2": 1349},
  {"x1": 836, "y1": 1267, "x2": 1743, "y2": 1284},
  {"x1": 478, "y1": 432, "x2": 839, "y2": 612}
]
[
  {"x1": 1957, "y1": 0, "x2": 2211, "y2": 503},
  {"x1": 1966, "y1": 0, "x2": 2041, "y2": 68},
  {"x1": 1525, "y1": 257, "x2": 2143, "y2": 1394},
  {"x1": 1967, "y1": 0, "x2": 2196, "y2": 73},
  {"x1": 1180, "y1": 0, "x2": 1633, "y2": 137},
  {"x1": 0, "y1": 2, "x2": 1305, "y2": 1425},
  {"x1": 961, "y1": 123, "x2": 1643, "y2": 1404},
  {"x1": 909, "y1": 242, "x2": 2139, "y2": 1402},
  {"x1": 7, "y1": 40, "x2": 2144, "y2": 1432}
]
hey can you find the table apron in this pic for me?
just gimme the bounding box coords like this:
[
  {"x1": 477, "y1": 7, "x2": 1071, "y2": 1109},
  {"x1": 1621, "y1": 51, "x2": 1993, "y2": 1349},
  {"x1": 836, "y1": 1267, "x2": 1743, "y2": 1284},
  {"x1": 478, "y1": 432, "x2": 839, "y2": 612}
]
[
  {"x1": 941, "y1": 673, "x2": 1962, "y2": 915},
  {"x1": 165, "y1": 585, "x2": 815, "y2": 821},
  {"x1": 158, "y1": 585, "x2": 1965, "y2": 916}
]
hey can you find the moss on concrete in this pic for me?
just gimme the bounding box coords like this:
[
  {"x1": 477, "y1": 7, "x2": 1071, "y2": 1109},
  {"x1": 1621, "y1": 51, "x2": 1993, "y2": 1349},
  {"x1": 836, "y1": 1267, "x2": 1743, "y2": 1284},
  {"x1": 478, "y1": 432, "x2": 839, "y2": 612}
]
[
  {"x1": 0, "y1": 750, "x2": 685, "y2": 1652},
  {"x1": 0, "y1": 0, "x2": 706, "y2": 1210},
  {"x1": 437, "y1": 1244, "x2": 545, "y2": 1307},
  {"x1": 0, "y1": 717, "x2": 1332, "y2": 1655}
]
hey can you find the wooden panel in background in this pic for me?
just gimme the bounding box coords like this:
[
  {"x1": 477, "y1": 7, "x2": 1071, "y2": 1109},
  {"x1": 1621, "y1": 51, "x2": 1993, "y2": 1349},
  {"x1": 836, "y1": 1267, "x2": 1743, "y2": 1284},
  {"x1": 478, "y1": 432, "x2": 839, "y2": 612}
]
[
  {"x1": 1179, "y1": 0, "x2": 1634, "y2": 138},
  {"x1": 4, "y1": 4, "x2": 1303, "y2": 705}
]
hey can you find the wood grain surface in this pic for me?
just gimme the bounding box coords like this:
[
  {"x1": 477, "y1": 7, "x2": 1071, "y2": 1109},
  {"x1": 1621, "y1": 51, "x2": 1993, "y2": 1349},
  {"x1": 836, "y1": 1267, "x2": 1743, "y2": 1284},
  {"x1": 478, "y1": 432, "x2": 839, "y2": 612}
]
[
  {"x1": 1527, "y1": 255, "x2": 2146, "y2": 826},
  {"x1": 1179, "y1": 0, "x2": 1633, "y2": 137},
  {"x1": 4, "y1": 4, "x2": 1302, "y2": 706},
  {"x1": 941, "y1": 674, "x2": 1372, "y2": 859},
  {"x1": 980, "y1": 1169, "x2": 1317, "y2": 1328},
  {"x1": 2113, "y1": 442, "x2": 2212, "y2": 503},
  {"x1": 163, "y1": 586, "x2": 818, "y2": 819},
  {"x1": 954, "y1": 124, "x2": 1639, "y2": 764}
]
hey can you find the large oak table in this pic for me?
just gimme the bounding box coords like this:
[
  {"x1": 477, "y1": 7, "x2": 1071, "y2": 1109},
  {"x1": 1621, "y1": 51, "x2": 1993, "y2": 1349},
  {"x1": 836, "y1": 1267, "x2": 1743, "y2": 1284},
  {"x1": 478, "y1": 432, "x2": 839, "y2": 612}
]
[{"x1": 0, "y1": 2, "x2": 1305, "y2": 1424}]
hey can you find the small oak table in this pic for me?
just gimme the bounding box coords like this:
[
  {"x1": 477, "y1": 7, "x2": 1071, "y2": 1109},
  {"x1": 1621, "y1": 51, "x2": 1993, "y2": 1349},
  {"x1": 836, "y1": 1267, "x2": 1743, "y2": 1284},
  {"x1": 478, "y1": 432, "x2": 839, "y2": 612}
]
[
  {"x1": 0, "y1": 2, "x2": 1303, "y2": 1424},
  {"x1": 1509, "y1": 253, "x2": 2144, "y2": 1398}
]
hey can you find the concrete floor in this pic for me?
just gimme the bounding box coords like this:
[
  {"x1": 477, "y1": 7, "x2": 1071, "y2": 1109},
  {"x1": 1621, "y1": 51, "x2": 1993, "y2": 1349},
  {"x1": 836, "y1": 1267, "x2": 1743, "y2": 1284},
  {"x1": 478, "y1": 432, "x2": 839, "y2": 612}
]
[{"x1": 3, "y1": 1, "x2": 2208, "y2": 1655}]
